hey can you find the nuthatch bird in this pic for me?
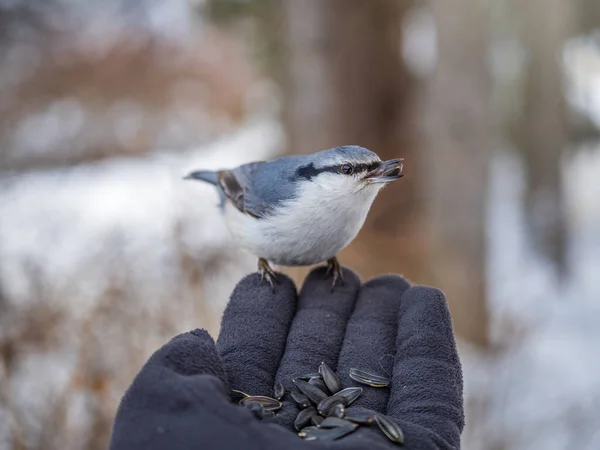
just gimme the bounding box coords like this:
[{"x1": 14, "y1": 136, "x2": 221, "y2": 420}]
[{"x1": 184, "y1": 145, "x2": 403, "y2": 289}]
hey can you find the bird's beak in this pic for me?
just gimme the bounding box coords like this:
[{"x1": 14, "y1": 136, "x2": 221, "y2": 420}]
[{"x1": 364, "y1": 158, "x2": 404, "y2": 184}]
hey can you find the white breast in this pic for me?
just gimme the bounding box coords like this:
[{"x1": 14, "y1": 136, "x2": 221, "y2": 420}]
[{"x1": 222, "y1": 175, "x2": 383, "y2": 266}]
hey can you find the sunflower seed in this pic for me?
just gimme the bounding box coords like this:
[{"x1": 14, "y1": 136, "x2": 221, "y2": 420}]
[
  {"x1": 290, "y1": 389, "x2": 311, "y2": 408},
  {"x1": 293, "y1": 378, "x2": 328, "y2": 405},
  {"x1": 299, "y1": 425, "x2": 357, "y2": 441},
  {"x1": 375, "y1": 414, "x2": 405, "y2": 444},
  {"x1": 319, "y1": 362, "x2": 342, "y2": 394},
  {"x1": 344, "y1": 409, "x2": 376, "y2": 424},
  {"x1": 317, "y1": 385, "x2": 363, "y2": 416},
  {"x1": 273, "y1": 382, "x2": 285, "y2": 401},
  {"x1": 317, "y1": 395, "x2": 348, "y2": 416},
  {"x1": 320, "y1": 417, "x2": 357, "y2": 429},
  {"x1": 294, "y1": 406, "x2": 317, "y2": 431},
  {"x1": 240, "y1": 395, "x2": 282, "y2": 412},
  {"x1": 335, "y1": 387, "x2": 363, "y2": 406},
  {"x1": 349, "y1": 368, "x2": 390, "y2": 388},
  {"x1": 295, "y1": 372, "x2": 321, "y2": 381},
  {"x1": 308, "y1": 376, "x2": 329, "y2": 394},
  {"x1": 328, "y1": 403, "x2": 345, "y2": 418},
  {"x1": 230, "y1": 389, "x2": 249, "y2": 402},
  {"x1": 311, "y1": 414, "x2": 324, "y2": 426},
  {"x1": 244, "y1": 401, "x2": 265, "y2": 420}
]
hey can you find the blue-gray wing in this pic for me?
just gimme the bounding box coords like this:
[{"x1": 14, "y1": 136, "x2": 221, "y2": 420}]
[{"x1": 217, "y1": 160, "x2": 298, "y2": 219}]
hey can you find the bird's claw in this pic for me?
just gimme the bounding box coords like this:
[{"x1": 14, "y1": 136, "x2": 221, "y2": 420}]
[
  {"x1": 325, "y1": 257, "x2": 344, "y2": 291},
  {"x1": 258, "y1": 258, "x2": 278, "y2": 292}
]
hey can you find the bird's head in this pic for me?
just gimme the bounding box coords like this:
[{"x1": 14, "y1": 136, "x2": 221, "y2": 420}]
[{"x1": 294, "y1": 146, "x2": 403, "y2": 198}]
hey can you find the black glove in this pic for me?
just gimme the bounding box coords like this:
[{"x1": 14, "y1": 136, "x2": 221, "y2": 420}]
[{"x1": 110, "y1": 267, "x2": 464, "y2": 450}]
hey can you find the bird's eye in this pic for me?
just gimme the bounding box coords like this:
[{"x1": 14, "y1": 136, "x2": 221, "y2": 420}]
[{"x1": 341, "y1": 164, "x2": 354, "y2": 175}]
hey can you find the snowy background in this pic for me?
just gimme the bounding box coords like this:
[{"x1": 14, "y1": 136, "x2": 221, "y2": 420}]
[{"x1": 1, "y1": 1, "x2": 600, "y2": 449}]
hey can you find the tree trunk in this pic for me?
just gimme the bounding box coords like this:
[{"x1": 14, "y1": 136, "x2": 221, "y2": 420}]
[
  {"x1": 518, "y1": 0, "x2": 573, "y2": 273},
  {"x1": 421, "y1": 0, "x2": 492, "y2": 347}
]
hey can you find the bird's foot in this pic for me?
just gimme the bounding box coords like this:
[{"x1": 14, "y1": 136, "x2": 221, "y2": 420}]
[
  {"x1": 325, "y1": 257, "x2": 344, "y2": 291},
  {"x1": 258, "y1": 258, "x2": 277, "y2": 291}
]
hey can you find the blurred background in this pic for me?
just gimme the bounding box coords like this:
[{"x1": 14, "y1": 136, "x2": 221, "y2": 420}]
[{"x1": 0, "y1": 0, "x2": 599, "y2": 448}]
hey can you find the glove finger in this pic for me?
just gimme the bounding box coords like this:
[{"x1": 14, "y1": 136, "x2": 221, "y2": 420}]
[
  {"x1": 386, "y1": 286, "x2": 464, "y2": 448},
  {"x1": 217, "y1": 272, "x2": 298, "y2": 397},
  {"x1": 149, "y1": 329, "x2": 228, "y2": 382},
  {"x1": 336, "y1": 275, "x2": 410, "y2": 412},
  {"x1": 273, "y1": 266, "x2": 361, "y2": 429}
]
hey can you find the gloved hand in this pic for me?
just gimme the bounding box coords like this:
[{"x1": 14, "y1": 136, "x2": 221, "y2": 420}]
[{"x1": 110, "y1": 267, "x2": 464, "y2": 450}]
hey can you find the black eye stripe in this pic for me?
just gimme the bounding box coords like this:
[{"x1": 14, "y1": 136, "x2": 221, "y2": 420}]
[
  {"x1": 295, "y1": 161, "x2": 380, "y2": 181},
  {"x1": 295, "y1": 163, "x2": 339, "y2": 181},
  {"x1": 342, "y1": 162, "x2": 379, "y2": 174},
  {"x1": 352, "y1": 162, "x2": 379, "y2": 173}
]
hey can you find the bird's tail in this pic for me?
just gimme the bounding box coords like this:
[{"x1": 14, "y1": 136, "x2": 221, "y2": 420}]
[{"x1": 183, "y1": 170, "x2": 219, "y2": 185}]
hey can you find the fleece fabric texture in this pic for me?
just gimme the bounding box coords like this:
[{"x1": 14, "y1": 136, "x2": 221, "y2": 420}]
[{"x1": 110, "y1": 267, "x2": 464, "y2": 450}]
